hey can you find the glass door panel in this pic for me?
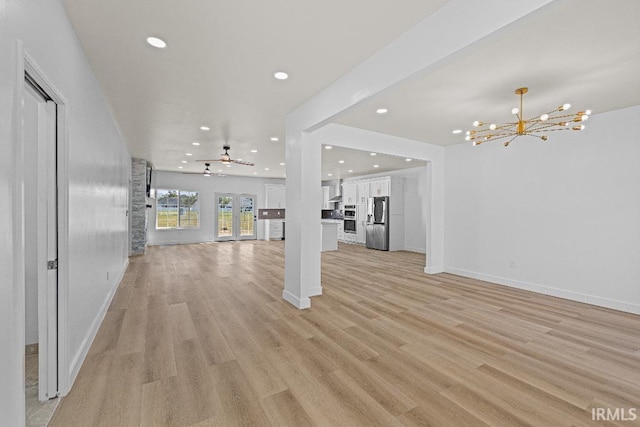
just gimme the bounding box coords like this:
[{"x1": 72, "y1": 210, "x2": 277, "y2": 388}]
[
  {"x1": 238, "y1": 195, "x2": 256, "y2": 239},
  {"x1": 216, "y1": 194, "x2": 234, "y2": 241}
]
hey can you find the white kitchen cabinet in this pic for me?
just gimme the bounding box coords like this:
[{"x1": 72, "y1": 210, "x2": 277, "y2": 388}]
[
  {"x1": 356, "y1": 182, "x2": 370, "y2": 204},
  {"x1": 337, "y1": 221, "x2": 344, "y2": 241},
  {"x1": 356, "y1": 203, "x2": 367, "y2": 244},
  {"x1": 342, "y1": 182, "x2": 357, "y2": 205},
  {"x1": 269, "y1": 220, "x2": 284, "y2": 240},
  {"x1": 265, "y1": 184, "x2": 286, "y2": 208},
  {"x1": 322, "y1": 186, "x2": 330, "y2": 209},
  {"x1": 369, "y1": 179, "x2": 389, "y2": 197}
]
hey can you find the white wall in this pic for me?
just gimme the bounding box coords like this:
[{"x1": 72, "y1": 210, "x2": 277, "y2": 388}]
[
  {"x1": 445, "y1": 105, "x2": 640, "y2": 314},
  {"x1": 1, "y1": 0, "x2": 132, "y2": 408},
  {"x1": 148, "y1": 171, "x2": 285, "y2": 245}
]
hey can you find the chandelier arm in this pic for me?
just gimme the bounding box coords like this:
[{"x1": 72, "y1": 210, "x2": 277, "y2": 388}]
[
  {"x1": 481, "y1": 133, "x2": 514, "y2": 142},
  {"x1": 530, "y1": 128, "x2": 574, "y2": 133},
  {"x1": 527, "y1": 121, "x2": 578, "y2": 132},
  {"x1": 503, "y1": 135, "x2": 518, "y2": 147}
]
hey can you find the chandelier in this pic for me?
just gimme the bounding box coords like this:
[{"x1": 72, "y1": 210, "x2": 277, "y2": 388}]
[{"x1": 467, "y1": 87, "x2": 591, "y2": 147}]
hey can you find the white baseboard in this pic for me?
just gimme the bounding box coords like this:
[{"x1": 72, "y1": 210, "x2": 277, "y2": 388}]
[
  {"x1": 68, "y1": 257, "x2": 129, "y2": 387},
  {"x1": 403, "y1": 245, "x2": 426, "y2": 254},
  {"x1": 445, "y1": 266, "x2": 640, "y2": 315},
  {"x1": 424, "y1": 265, "x2": 444, "y2": 274},
  {"x1": 282, "y1": 290, "x2": 311, "y2": 309},
  {"x1": 308, "y1": 286, "x2": 323, "y2": 297}
]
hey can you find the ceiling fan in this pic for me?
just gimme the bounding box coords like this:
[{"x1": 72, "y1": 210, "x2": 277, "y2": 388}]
[
  {"x1": 182, "y1": 163, "x2": 226, "y2": 177},
  {"x1": 196, "y1": 144, "x2": 255, "y2": 167}
]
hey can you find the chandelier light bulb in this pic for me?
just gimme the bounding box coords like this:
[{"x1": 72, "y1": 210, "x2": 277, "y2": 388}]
[
  {"x1": 465, "y1": 135, "x2": 471, "y2": 141},
  {"x1": 489, "y1": 123, "x2": 497, "y2": 130},
  {"x1": 540, "y1": 113, "x2": 549, "y2": 121},
  {"x1": 511, "y1": 107, "x2": 519, "y2": 115},
  {"x1": 572, "y1": 125, "x2": 585, "y2": 131},
  {"x1": 585, "y1": 109, "x2": 592, "y2": 115},
  {"x1": 473, "y1": 120, "x2": 482, "y2": 127},
  {"x1": 581, "y1": 114, "x2": 589, "y2": 121},
  {"x1": 561, "y1": 103, "x2": 571, "y2": 111}
]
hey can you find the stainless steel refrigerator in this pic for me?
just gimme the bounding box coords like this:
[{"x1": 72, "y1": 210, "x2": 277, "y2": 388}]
[{"x1": 365, "y1": 196, "x2": 389, "y2": 250}]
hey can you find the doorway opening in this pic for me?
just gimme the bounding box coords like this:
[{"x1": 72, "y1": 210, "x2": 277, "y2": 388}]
[
  {"x1": 214, "y1": 193, "x2": 257, "y2": 241},
  {"x1": 23, "y1": 70, "x2": 61, "y2": 424}
]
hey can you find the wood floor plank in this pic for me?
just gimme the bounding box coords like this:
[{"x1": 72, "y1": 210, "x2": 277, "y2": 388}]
[
  {"x1": 259, "y1": 389, "x2": 315, "y2": 427},
  {"x1": 50, "y1": 241, "x2": 640, "y2": 426}
]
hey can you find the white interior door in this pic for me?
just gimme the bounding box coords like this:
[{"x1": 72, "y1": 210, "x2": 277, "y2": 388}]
[
  {"x1": 214, "y1": 193, "x2": 256, "y2": 241},
  {"x1": 26, "y1": 76, "x2": 58, "y2": 401},
  {"x1": 40, "y1": 99, "x2": 58, "y2": 401}
]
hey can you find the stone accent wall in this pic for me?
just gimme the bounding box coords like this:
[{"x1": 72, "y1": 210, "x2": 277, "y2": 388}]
[{"x1": 131, "y1": 158, "x2": 148, "y2": 255}]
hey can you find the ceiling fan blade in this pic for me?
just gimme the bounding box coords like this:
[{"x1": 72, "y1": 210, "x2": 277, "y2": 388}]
[
  {"x1": 231, "y1": 159, "x2": 255, "y2": 166},
  {"x1": 195, "y1": 159, "x2": 224, "y2": 163},
  {"x1": 181, "y1": 172, "x2": 226, "y2": 176}
]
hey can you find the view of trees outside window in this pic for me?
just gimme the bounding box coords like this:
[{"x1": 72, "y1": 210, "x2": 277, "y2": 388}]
[{"x1": 156, "y1": 189, "x2": 199, "y2": 229}]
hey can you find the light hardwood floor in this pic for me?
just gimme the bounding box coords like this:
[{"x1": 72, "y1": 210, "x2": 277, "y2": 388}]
[{"x1": 50, "y1": 241, "x2": 640, "y2": 426}]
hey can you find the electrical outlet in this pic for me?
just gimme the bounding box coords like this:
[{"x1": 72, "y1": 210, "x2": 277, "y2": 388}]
[{"x1": 107, "y1": 271, "x2": 110, "y2": 280}]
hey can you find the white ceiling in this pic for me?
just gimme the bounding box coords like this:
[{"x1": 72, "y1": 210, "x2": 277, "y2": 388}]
[{"x1": 62, "y1": 0, "x2": 640, "y2": 178}]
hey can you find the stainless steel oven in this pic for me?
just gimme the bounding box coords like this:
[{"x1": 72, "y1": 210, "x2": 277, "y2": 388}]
[{"x1": 343, "y1": 205, "x2": 356, "y2": 234}]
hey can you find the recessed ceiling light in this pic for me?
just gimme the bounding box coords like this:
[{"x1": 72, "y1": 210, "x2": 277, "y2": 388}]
[
  {"x1": 237, "y1": 158, "x2": 243, "y2": 161},
  {"x1": 376, "y1": 108, "x2": 388, "y2": 114},
  {"x1": 373, "y1": 164, "x2": 379, "y2": 168},
  {"x1": 452, "y1": 129, "x2": 462, "y2": 134},
  {"x1": 178, "y1": 166, "x2": 183, "y2": 169},
  {"x1": 251, "y1": 149, "x2": 258, "y2": 153},
  {"x1": 405, "y1": 158, "x2": 412, "y2": 162},
  {"x1": 370, "y1": 152, "x2": 377, "y2": 156},
  {"x1": 181, "y1": 160, "x2": 187, "y2": 164},
  {"x1": 265, "y1": 168, "x2": 270, "y2": 171},
  {"x1": 274, "y1": 71, "x2": 289, "y2": 80},
  {"x1": 200, "y1": 126, "x2": 210, "y2": 131},
  {"x1": 271, "y1": 137, "x2": 279, "y2": 141},
  {"x1": 186, "y1": 153, "x2": 192, "y2": 156},
  {"x1": 328, "y1": 173, "x2": 333, "y2": 177},
  {"x1": 226, "y1": 164, "x2": 231, "y2": 168},
  {"x1": 192, "y1": 142, "x2": 200, "y2": 146},
  {"x1": 338, "y1": 160, "x2": 345, "y2": 164},
  {"x1": 146, "y1": 37, "x2": 166, "y2": 48},
  {"x1": 325, "y1": 145, "x2": 333, "y2": 150},
  {"x1": 348, "y1": 169, "x2": 353, "y2": 173},
  {"x1": 218, "y1": 169, "x2": 222, "y2": 172},
  {"x1": 253, "y1": 172, "x2": 257, "y2": 175},
  {"x1": 279, "y1": 162, "x2": 285, "y2": 166}
]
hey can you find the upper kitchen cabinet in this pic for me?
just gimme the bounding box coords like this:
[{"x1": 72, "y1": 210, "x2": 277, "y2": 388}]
[
  {"x1": 369, "y1": 179, "x2": 390, "y2": 197},
  {"x1": 342, "y1": 182, "x2": 357, "y2": 205},
  {"x1": 357, "y1": 182, "x2": 370, "y2": 204},
  {"x1": 266, "y1": 184, "x2": 286, "y2": 208}
]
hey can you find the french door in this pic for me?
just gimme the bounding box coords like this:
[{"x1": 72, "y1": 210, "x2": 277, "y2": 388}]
[{"x1": 214, "y1": 193, "x2": 257, "y2": 241}]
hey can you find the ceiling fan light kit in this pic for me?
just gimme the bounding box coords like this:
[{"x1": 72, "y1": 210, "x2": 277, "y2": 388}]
[{"x1": 466, "y1": 87, "x2": 591, "y2": 147}]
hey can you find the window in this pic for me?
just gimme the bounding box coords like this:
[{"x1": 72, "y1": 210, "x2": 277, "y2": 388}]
[{"x1": 156, "y1": 189, "x2": 199, "y2": 229}]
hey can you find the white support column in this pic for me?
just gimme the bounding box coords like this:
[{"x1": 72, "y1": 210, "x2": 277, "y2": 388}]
[
  {"x1": 0, "y1": 38, "x2": 26, "y2": 427},
  {"x1": 283, "y1": 130, "x2": 322, "y2": 309}
]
